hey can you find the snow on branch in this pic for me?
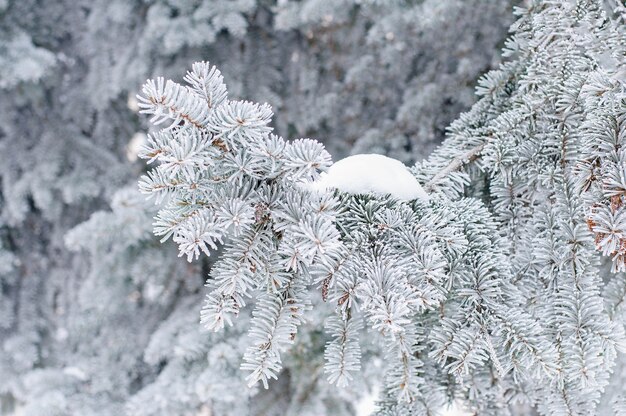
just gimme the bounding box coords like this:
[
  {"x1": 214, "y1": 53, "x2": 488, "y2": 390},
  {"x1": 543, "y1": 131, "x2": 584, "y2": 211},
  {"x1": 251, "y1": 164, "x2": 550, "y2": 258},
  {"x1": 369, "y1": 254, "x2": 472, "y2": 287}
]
[{"x1": 313, "y1": 153, "x2": 429, "y2": 201}]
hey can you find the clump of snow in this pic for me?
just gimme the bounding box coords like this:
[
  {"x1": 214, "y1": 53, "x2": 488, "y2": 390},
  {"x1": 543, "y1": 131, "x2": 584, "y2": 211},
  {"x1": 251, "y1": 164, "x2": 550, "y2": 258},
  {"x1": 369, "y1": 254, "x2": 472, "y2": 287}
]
[{"x1": 312, "y1": 154, "x2": 428, "y2": 201}]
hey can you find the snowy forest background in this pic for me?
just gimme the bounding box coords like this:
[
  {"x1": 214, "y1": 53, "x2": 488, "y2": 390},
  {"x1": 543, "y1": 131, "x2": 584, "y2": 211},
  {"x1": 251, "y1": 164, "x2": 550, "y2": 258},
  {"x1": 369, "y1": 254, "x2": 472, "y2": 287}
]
[{"x1": 1, "y1": 0, "x2": 626, "y2": 415}]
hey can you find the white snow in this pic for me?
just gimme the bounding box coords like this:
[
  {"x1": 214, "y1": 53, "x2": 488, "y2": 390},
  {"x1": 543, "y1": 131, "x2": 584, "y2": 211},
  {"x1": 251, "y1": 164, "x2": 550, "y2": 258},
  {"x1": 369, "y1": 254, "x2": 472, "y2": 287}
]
[{"x1": 312, "y1": 154, "x2": 428, "y2": 201}]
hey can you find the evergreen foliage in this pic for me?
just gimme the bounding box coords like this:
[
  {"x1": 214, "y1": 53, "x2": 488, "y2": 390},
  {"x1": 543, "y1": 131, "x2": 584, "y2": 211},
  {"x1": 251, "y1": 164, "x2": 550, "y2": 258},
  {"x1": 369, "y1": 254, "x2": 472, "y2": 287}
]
[
  {"x1": 1, "y1": 0, "x2": 513, "y2": 414},
  {"x1": 136, "y1": 1, "x2": 626, "y2": 414},
  {"x1": 5, "y1": 0, "x2": 626, "y2": 415}
]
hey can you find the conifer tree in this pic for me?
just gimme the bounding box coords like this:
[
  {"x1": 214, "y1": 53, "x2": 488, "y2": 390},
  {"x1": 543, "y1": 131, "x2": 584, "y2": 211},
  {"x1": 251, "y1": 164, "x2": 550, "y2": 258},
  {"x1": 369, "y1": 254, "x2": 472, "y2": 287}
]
[
  {"x1": 1, "y1": 0, "x2": 513, "y2": 414},
  {"x1": 136, "y1": 1, "x2": 626, "y2": 414}
]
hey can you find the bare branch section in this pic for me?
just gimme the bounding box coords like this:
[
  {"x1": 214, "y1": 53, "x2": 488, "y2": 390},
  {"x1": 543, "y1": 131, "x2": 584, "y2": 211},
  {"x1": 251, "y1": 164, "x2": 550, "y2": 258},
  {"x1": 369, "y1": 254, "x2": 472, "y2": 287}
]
[{"x1": 424, "y1": 143, "x2": 485, "y2": 192}]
